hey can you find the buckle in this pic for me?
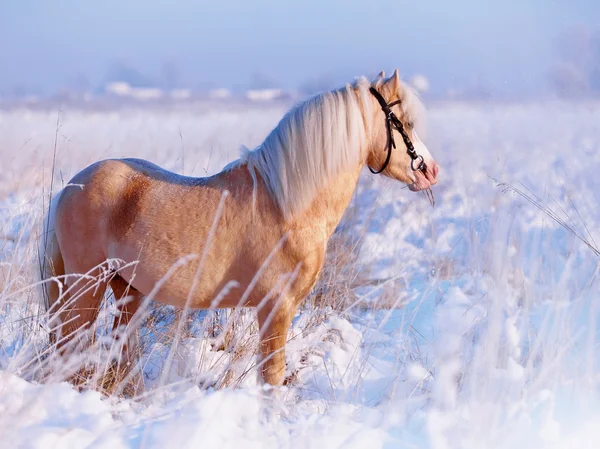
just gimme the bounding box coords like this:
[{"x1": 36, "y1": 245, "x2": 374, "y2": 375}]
[{"x1": 411, "y1": 154, "x2": 425, "y2": 171}]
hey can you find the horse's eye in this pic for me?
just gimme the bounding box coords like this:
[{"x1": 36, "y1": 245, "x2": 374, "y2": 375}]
[{"x1": 407, "y1": 121, "x2": 415, "y2": 129}]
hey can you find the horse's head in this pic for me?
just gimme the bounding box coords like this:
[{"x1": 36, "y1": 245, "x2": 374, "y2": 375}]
[{"x1": 366, "y1": 69, "x2": 439, "y2": 192}]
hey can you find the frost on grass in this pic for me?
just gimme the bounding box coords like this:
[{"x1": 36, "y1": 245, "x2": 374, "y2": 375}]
[{"x1": 1, "y1": 100, "x2": 600, "y2": 448}]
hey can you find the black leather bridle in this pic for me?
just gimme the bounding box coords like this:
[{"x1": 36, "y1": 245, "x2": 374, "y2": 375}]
[{"x1": 368, "y1": 86, "x2": 427, "y2": 175}]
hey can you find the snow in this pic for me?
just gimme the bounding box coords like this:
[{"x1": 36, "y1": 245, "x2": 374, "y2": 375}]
[
  {"x1": 1, "y1": 99, "x2": 600, "y2": 448},
  {"x1": 0, "y1": 371, "x2": 386, "y2": 449}
]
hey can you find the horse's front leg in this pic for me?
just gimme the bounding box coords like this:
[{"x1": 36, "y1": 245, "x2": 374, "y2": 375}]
[{"x1": 256, "y1": 296, "x2": 297, "y2": 386}]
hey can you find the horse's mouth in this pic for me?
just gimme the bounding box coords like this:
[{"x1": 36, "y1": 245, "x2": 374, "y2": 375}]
[
  {"x1": 408, "y1": 179, "x2": 430, "y2": 191},
  {"x1": 408, "y1": 169, "x2": 436, "y2": 192}
]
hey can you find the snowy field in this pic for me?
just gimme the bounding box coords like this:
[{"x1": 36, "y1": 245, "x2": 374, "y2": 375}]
[{"x1": 0, "y1": 98, "x2": 600, "y2": 448}]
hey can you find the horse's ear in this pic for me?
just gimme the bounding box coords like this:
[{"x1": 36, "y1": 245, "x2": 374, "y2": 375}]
[
  {"x1": 389, "y1": 68, "x2": 401, "y2": 91},
  {"x1": 373, "y1": 70, "x2": 386, "y2": 88}
]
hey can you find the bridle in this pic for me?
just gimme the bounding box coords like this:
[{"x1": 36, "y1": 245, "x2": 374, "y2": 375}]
[{"x1": 368, "y1": 86, "x2": 427, "y2": 175}]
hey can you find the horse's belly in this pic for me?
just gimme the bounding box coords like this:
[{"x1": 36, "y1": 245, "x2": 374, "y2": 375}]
[{"x1": 107, "y1": 241, "x2": 253, "y2": 309}]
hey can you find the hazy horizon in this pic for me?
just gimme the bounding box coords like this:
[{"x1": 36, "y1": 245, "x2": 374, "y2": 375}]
[{"x1": 0, "y1": 0, "x2": 597, "y2": 96}]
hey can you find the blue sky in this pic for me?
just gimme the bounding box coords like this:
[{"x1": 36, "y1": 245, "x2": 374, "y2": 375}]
[{"x1": 0, "y1": 0, "x2": 596, "y2": 94}]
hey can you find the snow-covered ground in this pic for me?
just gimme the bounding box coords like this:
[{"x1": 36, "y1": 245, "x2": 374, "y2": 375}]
[{"x1": 0, "y1": 99, "x2": 599, "y2": 448}]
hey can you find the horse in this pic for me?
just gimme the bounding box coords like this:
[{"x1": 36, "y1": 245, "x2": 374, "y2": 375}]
[{"x1": 40, "y1": 69, "x2": 439, "y2": 388}]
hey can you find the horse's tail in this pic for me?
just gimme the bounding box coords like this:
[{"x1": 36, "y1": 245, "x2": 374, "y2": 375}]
[{"x1": 39, "y1": 189, "x2": 65, "y2": 343}]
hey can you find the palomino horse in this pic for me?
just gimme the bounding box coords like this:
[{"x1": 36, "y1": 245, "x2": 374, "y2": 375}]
[{"x1": 41, "y1": 69, "x2": 439, "y2": 387}]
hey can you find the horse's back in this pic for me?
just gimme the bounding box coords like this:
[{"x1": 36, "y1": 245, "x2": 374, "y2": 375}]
[
  {"x1": 56, "y1": 158, "x2": 183, "y2": 239},
  {"x1": 58, "y1": 157, "x2": 202, "y2": 214},
  {"x1": 58, "y1": 159, "x2": 145, "y2": 215},
  {"x1": 119, "y1": 157, "x2": 163, "y2": 171}
]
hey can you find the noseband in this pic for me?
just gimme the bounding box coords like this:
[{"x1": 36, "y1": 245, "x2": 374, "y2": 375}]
[{"x1": 368, "y1": 87, "x2": 427, "y2": 175}]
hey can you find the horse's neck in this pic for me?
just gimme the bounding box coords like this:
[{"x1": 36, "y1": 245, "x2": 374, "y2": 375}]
[{"x1": 296, "y1": 164, "x2": 364, "y2": 238}]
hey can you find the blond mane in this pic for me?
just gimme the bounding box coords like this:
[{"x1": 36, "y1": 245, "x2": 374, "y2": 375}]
[{"x1": 238, "y1": 75, "x2": 424, "y2": 219}]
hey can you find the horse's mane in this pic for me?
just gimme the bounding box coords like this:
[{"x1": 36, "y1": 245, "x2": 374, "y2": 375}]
[{"x1": 236, "y1": 75, "x2": 424, "y2": 220}]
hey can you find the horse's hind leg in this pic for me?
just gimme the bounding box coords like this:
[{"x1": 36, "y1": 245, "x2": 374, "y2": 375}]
[
  {"x1": 55, "y1": 271, "x2": 107, "y2": 351},
  {"x1": 105, "y1": 275, "x2": 144, "y2": 394},
  {"x1": 110, "y1": 275, "x2": 143, "y2": 359},
  {"x1": 53, "y1": 265, "x2": 108, "y2": 386}
]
